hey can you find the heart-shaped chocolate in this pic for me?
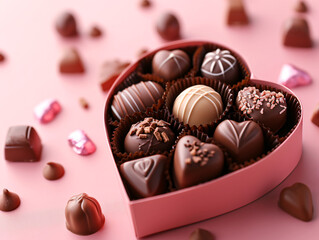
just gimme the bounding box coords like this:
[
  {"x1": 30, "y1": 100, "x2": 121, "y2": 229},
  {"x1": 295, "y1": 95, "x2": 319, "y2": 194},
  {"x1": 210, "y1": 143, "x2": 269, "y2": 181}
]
[
  {"x1": 174, "y1": 135, "x2": 224, "y2": 189},
  {"x1": 236, "y1": 86, "x2": 287, "y2": 133},
  {"x1": 213, "y1": 120, "x2": 264, "y2": 163},
  {"x1": 278, "y1": 182, "x2": 313, "y2": 221},
  {"x1": 152, "y1": 49, "x2": 190, "y2": 81},
  {"x1": 120, "y1": 154, "x2": 168, "y2": 198}
]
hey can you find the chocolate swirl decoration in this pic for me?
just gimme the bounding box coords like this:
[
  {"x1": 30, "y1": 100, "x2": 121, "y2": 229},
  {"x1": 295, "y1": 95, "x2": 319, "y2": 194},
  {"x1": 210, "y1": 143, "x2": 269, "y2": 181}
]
[{"x1": 111, "y1": 81, "x2": 164, "y2": 120}]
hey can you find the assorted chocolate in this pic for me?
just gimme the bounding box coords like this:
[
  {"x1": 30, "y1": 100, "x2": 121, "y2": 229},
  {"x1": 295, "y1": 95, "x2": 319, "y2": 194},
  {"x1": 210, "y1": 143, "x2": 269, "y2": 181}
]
[
  {"x1": 55, "y1": 12, "x2": 78, "y2": 37},
  {"x1": 68, "y1": 130, "x2": 96, "y2": 156},
  {"x1": 282, "y1": 17, "x2": 312, "y2": 48},
  {"x1": 295, "y1": 1, "x2": 308, "y2": 13},
  {"x1": 278, "y1": 64, "x2": 312, "y2": 88},
  {"x1": 189, "y1": 228, "x2": 215, "y2": 240},
  {"x1": 0, "y1": 52, "x2": 5, "y2": 62},
  {"x1": 156, "y1": 12, "x2": 180, "y2": 41},
  {"x1": 226, "y1": 0, "x2": 249, "y2": 26},
  {"x1": 65, "y1": 193, "x2": 105, "y2": 235},
  {"x1": 59, "y1": 48, "x2": 85, "y2": 74},
  {"x1": 34, "y1": 99, "x2": 62, "y2": 123},
  {"x1": 311, "y1": 103, "x2": 319, "y2": 127},
  {"x1": 43, "y1": 162, "x2": 65, "y2": 180},
  {"x1": 278, "y1": 183, "x2": 313, "y2": 222},
  {"x1": 0, "y1": 189, "x2": 21, "y2": 212},
  {"x1": 5, "y1": 125, "x2": 42, "y2": 162},
  {"x1": 89, "y1": 25, "x2": 103, "y2": 38}
]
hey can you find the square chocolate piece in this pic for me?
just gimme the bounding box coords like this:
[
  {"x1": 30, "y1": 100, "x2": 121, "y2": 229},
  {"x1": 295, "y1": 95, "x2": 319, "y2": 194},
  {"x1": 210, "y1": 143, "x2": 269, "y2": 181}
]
[{"x1": 5, "y1": 126, "x2": 42, "y2": 162}]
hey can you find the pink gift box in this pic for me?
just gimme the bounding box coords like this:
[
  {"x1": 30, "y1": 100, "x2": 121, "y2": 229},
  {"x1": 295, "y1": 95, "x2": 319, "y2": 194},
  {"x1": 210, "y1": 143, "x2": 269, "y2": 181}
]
[{"x1": 104, "y1": 41, "x2": 303, "y2": 238}]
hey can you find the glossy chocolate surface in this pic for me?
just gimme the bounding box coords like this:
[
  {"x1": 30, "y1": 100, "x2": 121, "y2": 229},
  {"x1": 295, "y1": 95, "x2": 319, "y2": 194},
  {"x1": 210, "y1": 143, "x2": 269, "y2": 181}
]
[
  {"x1": 59, "y1": 48, "x2": 85, "y2": 74},
  {"x1": 152, "y1": 49, "x2": 190, "y2": 81},
  {"x1": 0, "y1": 189, "x2": 21, "y2": 212},
  {"x1": 189, "y1": 228, "x2": 215, "y2": 240},
  {"x1": 5, "y1": 125, "x2": 42, "y2": 162},
  {"x1": 174, "y1": 135, "x2": 224, "y2": 189},
  {"x1": 236, "y1": 86, "x2": 287, "y2": 133},
  {"x1": 172, "y1": 85, "x2": 223, "y2": 127},
  {"x1": 65, "y1": 193, "x2": 105, "y2": 235},
  {"x1": 213, "y1": 120, "x2": 264, "y2": 163},
  {"x1": 201, "y1": 48, "x2": 240, "y2": 85},
  {"x1": 279, "y1": 183, "x2": 313, "y2": 221},
  {"x1": 55, "y1": 12, "x2": 78, "y2": 37},
  {"x1": 124, "y1": 117, "x2": 175, "y2": 153},
  {"x1": 156, "y1": 12, "x2": 180, "y2": 41},
  {"x1": 120, "y1": 154, "x2": 168, "y2": 198},
  {"x1": 283, "y1": 17, "x2": 312, "y2": 48},
  {"x1": 111, "y1": 81, "x2": 164, "y2": 120},
  {"x1": 43, "y1": 162, "x2": 65, "y2": 180}
]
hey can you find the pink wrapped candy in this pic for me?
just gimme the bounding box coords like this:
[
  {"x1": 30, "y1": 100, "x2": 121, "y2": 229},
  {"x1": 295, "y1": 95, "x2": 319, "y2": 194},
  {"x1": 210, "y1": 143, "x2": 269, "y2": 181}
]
[
  {"x1": 34, "y1": 99, "x2": 61, "y2": 123},
  {"x1": 278, "y1": 64, "x2": 312, "y2": 88},
  {"x1": 68, "y1": 130, "x2": 96, "y2": 156}
]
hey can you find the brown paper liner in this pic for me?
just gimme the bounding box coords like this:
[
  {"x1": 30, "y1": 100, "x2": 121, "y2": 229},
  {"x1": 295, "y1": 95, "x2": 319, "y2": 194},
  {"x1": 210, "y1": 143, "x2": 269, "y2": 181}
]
[
  {"x1": 233, "y1": 82, "x2": 302, "y2": 141},
  {"x1": 164, "y1": 76, "x2": 235, "y2": 133},
  {"x1": 111, "y1": 109, "x2": 184, "y2": 162},
  {"x1": 106, "y1": 71, "x2": 166, "y2": 129},
  {"x1": 190, "y1": 44, "x2": 251, "y2": 89},
  {"x1": 135, "y1": 45, "x2": 199, "y2": 82}
]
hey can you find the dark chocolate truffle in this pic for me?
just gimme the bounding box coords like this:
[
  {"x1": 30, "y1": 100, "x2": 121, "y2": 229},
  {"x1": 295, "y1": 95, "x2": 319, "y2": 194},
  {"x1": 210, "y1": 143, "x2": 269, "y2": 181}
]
[
  {"x1": 236, "y1": 86, "x2": 287, "y2": 133},
  {"x1": 201, "y1": 48, "x2": 240, "y2": 85},
  {"x1": 152, "y1": 49, "x2": 190, "y2": 81},
  {"x1": 213, "y1": 120, "x2": 264, "y2": 163},
  {"x1": 174, "y1": 135, "x2": 224, "y2": 189},
  {"x1": 43, "y1": 162, "x2": 65, "y2": 180},
  {"x1": 226, "y1": 0, "x2": 249, "y2": 25},
  {"x1": 120, "y1": 154, "x2": 168, "y2": 198},
  {"x1": 189, "y1": 228, "x2": 215, "y2": 240},
  {"x1": 5, "y1": 125, "x2": 42, "y2": 162},
  {"x1": 124, "y1": 117, "x2": 175, "y2": 153},
  {"x1": 65, "y1": 193, "x2": 105, "y2": 235},
  {"x1": 282, "y1": 17, "x2": 312, "y2": 48},
  {"x1": 55, "y1": 12, "x2": 78, "y2": 37},
  {"x1": 59, "y1": 48, "x2": 85, "y2": 74},
  {"x1": 111, "y1": 81, "x2": 164, "y2": 120},
  {"x1": 156, "y1": 12, "x2": 180, "y2": 41},
  {"x1": 172, "y1": 85, "x2": 223, "y2": 127},
  {"x1": 0, "y1": 189, "x2": 21, "y2": 212},
  {"x1": 279, "y1": 183, "x2": 313, "y2": 221}
]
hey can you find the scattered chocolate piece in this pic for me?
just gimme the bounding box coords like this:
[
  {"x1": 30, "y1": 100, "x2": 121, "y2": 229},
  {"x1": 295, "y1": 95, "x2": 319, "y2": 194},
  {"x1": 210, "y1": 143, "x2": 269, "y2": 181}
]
[
  {"x1": 120, "y1": 154, "x2": 168, "y2": 198},
  {"x1": 136, "y1": 48, "x2": 148, "y2": 58},
  {"x1": 55, "y1": 12, "x2": 78, "y2": 37},
  {"x1": 189, "y1": 228, "x2": 215, "y2": 240},
  {"x1": 43, "y1": 162, "x2": 65, "y2": 180},
  {"x1": 5, "y1": 125, "x2": 42, "y2": 162},
  {"x1": 0, "y1": 189, "x2": 21, "y2": 212},
  {"x1": 68, "y1": 130, "x2": 96, "y2": 156},
  {"x1": 236, "y1": 86, "x2": 287, "y2": 133},
  {"x1": 140, "y1": 0, "x2": 151, "y2": 8},
  {"x1": 65, "y1": 193, "x2": 105, "y2": 235},
  {"x1": 0, "y1": 52, "x2": 5, "y2": 62},
  {"x1": 89, "y1": 25, "x2": 102, "y2": 38},
  {"x1": 295, "y1": 1, "x2": 308, "y2": 13},
  {"x1": 282, "y1": 17, "x2": 312, "y2": 48},
  {"x1": 59, "y1": 48, "x2": 85, "y2": 74},
  {"x1": 213, "y1": 120, "x2": 264, "y2": 163},
  {"x1": 279, "y1": 183, "x2": 313, "y2": 221},
  {"x1": 124, "y1": 117, "x2": 175, "y2": 153},
  {"x1": 226, "y1": 0, "x2": 249, "y2": 25},
  {"x1": 152, "y1": 49, "x2": 190, "y2": 81},
  {"x1": 34, "y1": 99, "x2": 62, "y2": 123},
  {"x1": 100, "y1": 60, "x2": 130, "y2": 92},
  {"x1": 311, "y1": 103, "x2": 319, "y2": 127},
  {"x1": 156, "y1": 12, "x2": 180, "y2": 41},
  {"x1": 174, "y1": 135, "x2": 224, "y2": 189},
  {"x1": 278, "y1": 64, "x2": 312, "y2": 88},
  {"x1": 79, "y1": 97, "x2": 89, "y2": 109},
  {"x1": 111, "y1": 81, "x2": 164, "y2": 120}
]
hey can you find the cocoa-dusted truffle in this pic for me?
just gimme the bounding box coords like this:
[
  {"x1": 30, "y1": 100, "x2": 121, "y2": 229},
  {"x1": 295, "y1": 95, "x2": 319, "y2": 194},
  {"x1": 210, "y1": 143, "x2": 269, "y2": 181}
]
[
  {"x1": 65, "y1": 193, "x2": 105, "y2": 235},
  {"x1": 152, "y1": 49, "x2": 190, "y2": 81},
  {"x1": 120, "y1": 154, "x2": 168, "y2": 198},
  {"x1": 0, "y1": 189, "x2": 21, "y2": 212},
  {"x1": 236, "y1": 86, "x2": 287, "y2": 133},
  {"x1": 124, "y1": 117, "x2": 175, "y2": 153},
  {"x1": 201, "y1": 48, "x2": 240, "y2": 85},
  {"x1": 213, "y1": 120, "x2": 264, "y2": 163},
  {"x1": 174, "y1": 135, "x2": 224, "y2": 189},
  {"x1": 111, "y1": 81, "x2": 164, "y2": 120},
  {"x1": 156, "y1": 12, "x2": 180, "y2": 41},
  {"x1": 55, "y1": 12, "x2": 78, "y2": 37},
  {"x1": 172, "y1": 85, "x2": 223, "y2": 127}
]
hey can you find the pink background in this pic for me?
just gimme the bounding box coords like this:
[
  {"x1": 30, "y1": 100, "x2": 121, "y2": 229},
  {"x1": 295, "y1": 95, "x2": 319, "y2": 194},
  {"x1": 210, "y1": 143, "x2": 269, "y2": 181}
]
[{"x1": 0, "y1": 0, "x2": 318, "y2": 239}]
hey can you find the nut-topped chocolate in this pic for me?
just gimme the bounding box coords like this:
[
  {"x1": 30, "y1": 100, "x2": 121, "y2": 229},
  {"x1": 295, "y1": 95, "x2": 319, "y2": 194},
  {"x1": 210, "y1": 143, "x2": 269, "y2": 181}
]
[
  {"x1": 236, "y1": 86, "x2": 287, "y2": 133},
  {"x1": 124, "y1": 117, "x2": 175, "y2": 153}
]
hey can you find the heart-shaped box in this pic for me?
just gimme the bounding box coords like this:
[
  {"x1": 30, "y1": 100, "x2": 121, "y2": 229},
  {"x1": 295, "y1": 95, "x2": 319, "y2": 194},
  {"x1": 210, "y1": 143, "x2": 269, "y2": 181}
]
[{"x1": 104, "y1": 40, "x2": 302, "y2": 238}]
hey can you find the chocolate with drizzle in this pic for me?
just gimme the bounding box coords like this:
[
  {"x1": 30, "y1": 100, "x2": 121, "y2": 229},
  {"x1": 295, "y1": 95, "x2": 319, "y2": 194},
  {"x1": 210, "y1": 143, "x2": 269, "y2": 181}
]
[{"x1": 124, "y1": 117, "x2": 175, "y2": 153}]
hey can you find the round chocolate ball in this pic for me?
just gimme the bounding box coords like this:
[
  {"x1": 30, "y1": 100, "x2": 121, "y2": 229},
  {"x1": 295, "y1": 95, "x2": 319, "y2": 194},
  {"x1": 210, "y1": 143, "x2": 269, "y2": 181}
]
[
  {"x1": 172, "y1": 85, "x2": 223, "y2": 127},
  {"x1": 124, "y1": 117, "x2": 175, "y2": 153},
  {"x1": 152, "y1": 49, "x2": 190, "y2": 81},
  {"x1": 201, "y1": 48, "x2": 241, "y2": 85},
  {"x1": 156, "y1": 12, "x2": 180, "y2": 41}
]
